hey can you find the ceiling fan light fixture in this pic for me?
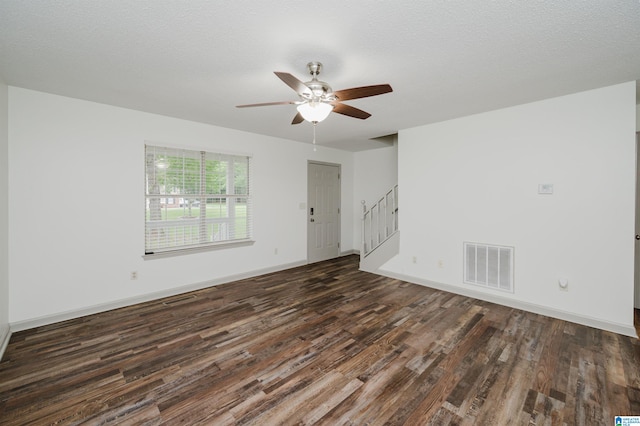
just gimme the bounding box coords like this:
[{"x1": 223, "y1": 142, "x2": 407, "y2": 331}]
[{"x1": 297, "y1": 101, "x2": 333, "y2": 123}]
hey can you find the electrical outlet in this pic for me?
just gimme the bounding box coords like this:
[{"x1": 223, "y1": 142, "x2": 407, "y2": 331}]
[
  {"x1": 131, "y1": 271, "x2": 138, "y2": 280},
  {"x1": 412, "y1": 256, "x2": 417, "y2": 264},
  {"x1": 274, "y1": 248, "x2": 278, "y2": 255}
]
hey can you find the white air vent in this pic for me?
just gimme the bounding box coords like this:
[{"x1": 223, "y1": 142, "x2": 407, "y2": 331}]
[{"x1": 463, "y1": 242, "x2": 514, "y2": 292}]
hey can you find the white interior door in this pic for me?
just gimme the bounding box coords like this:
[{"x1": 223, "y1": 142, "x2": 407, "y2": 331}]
[
  {"x1": 635, "y1": 133, "x2": 640, "y2": 308},
  {"x1": 307, "y1": 162, "x2": 341, "y2": 264}
]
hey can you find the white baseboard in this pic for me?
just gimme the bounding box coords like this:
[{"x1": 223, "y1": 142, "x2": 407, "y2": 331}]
[
  {"x1": 10, "y1": 260, "x2": 307, "y2": 333},
  {"x1": 0, "y1": 324, "x2": 10, "y2": 361},
  {"x1": 378, "y1": 269, "x2": 638, "y2": 339}
]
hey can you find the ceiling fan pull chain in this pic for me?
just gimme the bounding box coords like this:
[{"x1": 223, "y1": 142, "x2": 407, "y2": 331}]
[{"x1": 313, "y1": 122, "x2": 317, "y2": 152}]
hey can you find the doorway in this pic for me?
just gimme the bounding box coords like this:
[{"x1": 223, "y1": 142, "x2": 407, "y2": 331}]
[
  {"x1": 307, "y1": 162, "x2": 341, "y2": 264},
  {"x1": 636, "y1": 132, "x2": 640, "y2": 310}
]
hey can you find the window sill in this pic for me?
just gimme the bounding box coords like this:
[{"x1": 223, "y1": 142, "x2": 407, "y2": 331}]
[{"x1": 142, "y1": 239, "x2": 255, "y2": 260}]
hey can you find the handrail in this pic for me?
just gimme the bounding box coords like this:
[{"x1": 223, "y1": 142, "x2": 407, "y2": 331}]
[{"x1": 361, "y1": 185, "x2": 398, "y2": 257}]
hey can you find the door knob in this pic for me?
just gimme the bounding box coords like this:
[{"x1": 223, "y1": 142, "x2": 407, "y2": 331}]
[
  {"x1": 636, "y1": 234, "x2": 640, "y2": 240},
  {"x1": 310, "y1": 218, "x2": 315, "y2": 222}
]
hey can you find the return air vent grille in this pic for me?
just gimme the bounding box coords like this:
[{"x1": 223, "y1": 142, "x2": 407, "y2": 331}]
[{"x1": 463, "y1": 242, "x2": 514, "y2": 292}]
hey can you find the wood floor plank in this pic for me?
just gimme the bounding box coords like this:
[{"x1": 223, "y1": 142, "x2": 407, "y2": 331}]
[{"x1": 0, "y1": 254, "x2": 639, "y2": 425}]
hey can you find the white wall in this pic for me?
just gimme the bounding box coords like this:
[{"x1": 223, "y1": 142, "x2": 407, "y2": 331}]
[
  {"x1": 352, "y1": 143, "x2": 398, "y2": 251},
  {"x1": 8, "y1": 87, "x2": 355, "y2": 325},
  {"x1": 383, "y1": 82, "x2": 637, "y2": 336},
  {"x1": 0, "y1": 77, "x2": 9, "y2": 354}
]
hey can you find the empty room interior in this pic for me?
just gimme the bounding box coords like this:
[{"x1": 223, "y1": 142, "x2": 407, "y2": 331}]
[{"x1": 1, "y1": 1, "x2": 640, "y2": 424}]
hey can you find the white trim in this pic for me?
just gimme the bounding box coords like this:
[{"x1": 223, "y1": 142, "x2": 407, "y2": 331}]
[
  {"x1": 143, "y1": 239, "x2": 255, "y2": 260},
  {"x1": 10, "y1": 260, "x2": 306, "y2": 333},
  {"x1": 0, "y1": 324, "x2": 11, "y2": 361},
  {"x1": 377, "y1": 269, "x2": 638, "y2": 338}
]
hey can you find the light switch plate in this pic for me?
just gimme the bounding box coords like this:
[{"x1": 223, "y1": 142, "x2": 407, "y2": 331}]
[{"x1": 538, "y1": 184, "x2": 554, "y2": 194}]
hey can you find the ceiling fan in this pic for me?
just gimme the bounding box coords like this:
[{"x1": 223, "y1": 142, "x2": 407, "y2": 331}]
[{"x1": 236, "y1": 62, "x2": 392, "y2": 125}]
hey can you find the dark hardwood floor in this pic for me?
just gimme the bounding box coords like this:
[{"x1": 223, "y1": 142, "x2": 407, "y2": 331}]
[{"x1": 0, "y1": 255, "x2": 639, "y2": 425}]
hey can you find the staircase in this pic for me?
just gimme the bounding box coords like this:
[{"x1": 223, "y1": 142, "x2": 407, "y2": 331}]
[{"x1": 360, "y1": 185, "x2": 399, "y2": 272}]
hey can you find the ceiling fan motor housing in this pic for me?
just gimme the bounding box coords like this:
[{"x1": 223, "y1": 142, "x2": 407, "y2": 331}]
[
  {"x1": 304, "y1": 81, "x2": 334, "y2": 101},
  {"x1": 303, "y1": 62, "x2": 334, "y2": 102}
]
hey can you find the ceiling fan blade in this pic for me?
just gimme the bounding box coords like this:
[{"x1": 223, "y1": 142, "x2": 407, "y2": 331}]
[
  {"x1": 332, "y1": 103, "x2": 371, "y2": 120},
  {"x1": 236, "y1": 101, "x2": 296, "y2": 108},
  {"x1": 291, "y1": 112, "x2": 304, "y2": 125},
  {"x1": 274, "y1": 72, "x2": 312, "y2": 97},
  {"x1": 333, "y1": 84, "x2": 393, "y2": 101}
]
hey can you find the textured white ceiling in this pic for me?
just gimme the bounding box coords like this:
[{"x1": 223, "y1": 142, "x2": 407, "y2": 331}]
[{"x1": 1, "y1": 1, "x2": 639, "y2": 151}]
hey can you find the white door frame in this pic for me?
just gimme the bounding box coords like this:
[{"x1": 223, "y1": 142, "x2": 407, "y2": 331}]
[{"x1": 635, "y1": 132, "x2": 640, "y2": 308}]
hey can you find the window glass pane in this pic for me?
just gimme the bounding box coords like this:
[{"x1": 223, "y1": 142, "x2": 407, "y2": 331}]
[
  {"x1": 233, "y1": 197, "x2": 249, "y2": 239},
  {"x1": 234, "y1": 159, "x2": 249, "y2": 195},
  {"x1": 205, "y1": 158, "x2": 227, "y2": 194},
  {"x1": 206, "y1": 197, "x2": 227, "y2": 218}
]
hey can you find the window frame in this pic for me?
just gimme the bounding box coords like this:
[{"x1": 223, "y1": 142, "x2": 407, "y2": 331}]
[{"x1": 143, "y1": 144, "x2": 254, "y2": 259}]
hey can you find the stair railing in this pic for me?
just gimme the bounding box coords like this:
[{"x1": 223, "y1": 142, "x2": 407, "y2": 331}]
[{"x1": 362, "y1": 185, "x2": 398, "y2": 257}]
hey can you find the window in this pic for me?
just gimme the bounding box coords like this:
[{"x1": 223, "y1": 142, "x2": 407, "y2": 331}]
[{"x1": 145, "y1": 145, "x2": 252, "y2": 255}]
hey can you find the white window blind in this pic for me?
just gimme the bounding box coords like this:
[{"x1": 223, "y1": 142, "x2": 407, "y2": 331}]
[{"x1": 145, "y1": 145, "x2": 252, "y2": 254}]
